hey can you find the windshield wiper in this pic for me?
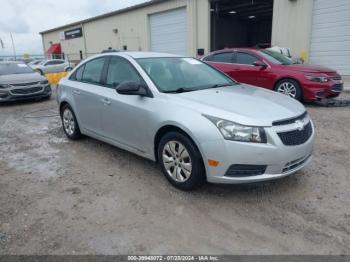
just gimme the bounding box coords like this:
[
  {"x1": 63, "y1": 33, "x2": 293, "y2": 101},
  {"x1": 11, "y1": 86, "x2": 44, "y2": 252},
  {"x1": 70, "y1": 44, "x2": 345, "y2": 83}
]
[
  {"x1": 204, "y1": 83, "x2": 233, "y2": 89},
  {"x1": 163, "y1": 88, "x2": 195, "y2": 94},
  {"x1": 163, "y1": 83, "x2": 235, "y2": 94}
]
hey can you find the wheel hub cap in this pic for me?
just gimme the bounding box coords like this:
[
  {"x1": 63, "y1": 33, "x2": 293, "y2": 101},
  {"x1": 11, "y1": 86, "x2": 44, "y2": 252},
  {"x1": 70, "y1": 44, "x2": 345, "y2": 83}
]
[
  {"x1": 277, "y1": 82, "x2": 297, "y2": 98},
  {"x1": 162, "y1": 141, "x2": 192, "y2": 182},
  {"x1": 63, "y1": 109, "x2": 75, "y2": 136}
]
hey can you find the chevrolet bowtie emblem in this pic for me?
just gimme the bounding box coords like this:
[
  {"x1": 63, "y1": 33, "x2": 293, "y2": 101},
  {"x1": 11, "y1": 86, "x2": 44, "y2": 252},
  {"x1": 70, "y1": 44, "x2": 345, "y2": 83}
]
[{"x1": 295, "y1": 120, "x2": 305, "y2": 131}]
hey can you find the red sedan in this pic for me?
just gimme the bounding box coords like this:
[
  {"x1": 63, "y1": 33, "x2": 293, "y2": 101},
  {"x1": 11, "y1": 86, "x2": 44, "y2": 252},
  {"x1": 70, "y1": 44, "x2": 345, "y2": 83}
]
[{"x1": 202, "y1": 48, "x2": 343, "y2": 101}]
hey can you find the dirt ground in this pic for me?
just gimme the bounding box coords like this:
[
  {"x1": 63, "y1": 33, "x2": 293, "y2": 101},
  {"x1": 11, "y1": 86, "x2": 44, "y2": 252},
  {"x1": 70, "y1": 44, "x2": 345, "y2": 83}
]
[{"x1": 0, "y1": 90, "x2": 349, "y2": 255}]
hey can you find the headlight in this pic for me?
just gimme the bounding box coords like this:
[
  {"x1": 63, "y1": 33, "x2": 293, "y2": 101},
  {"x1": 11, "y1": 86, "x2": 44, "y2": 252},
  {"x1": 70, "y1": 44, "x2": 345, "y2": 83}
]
[
  {"x1": 305, "y1": 75, "x2": 329, "y2": 83},
  {"x1": 40, "y1": 80, "x2": 49, "y2": 85},
  {"x1": 204, "y1": 115, "x2": 267, "y2": 143}
]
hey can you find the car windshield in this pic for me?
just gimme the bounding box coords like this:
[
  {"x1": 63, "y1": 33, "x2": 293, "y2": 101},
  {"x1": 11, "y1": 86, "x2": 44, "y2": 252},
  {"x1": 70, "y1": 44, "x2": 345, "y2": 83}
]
[
  {"x1": 258, "y1": 50, "x2": 293, "y2": 65},
  {"x1": 137, "y1": 57, "x2": 236, "y2": 93},
  {"x1": 0, "y1": 63, "x2": 34, "y2": 75}
]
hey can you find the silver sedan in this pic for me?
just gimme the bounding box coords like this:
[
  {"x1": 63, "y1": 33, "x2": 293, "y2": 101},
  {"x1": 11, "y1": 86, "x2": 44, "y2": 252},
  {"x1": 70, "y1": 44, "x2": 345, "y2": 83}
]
[{"x1": 57, "y1": 52, "x2": 314, "y2": 190}]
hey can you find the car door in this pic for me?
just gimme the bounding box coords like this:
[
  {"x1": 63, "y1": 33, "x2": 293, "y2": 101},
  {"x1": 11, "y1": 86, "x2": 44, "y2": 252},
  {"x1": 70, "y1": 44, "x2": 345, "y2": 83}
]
[
  {"x1": 53, "y1": 60, "x2": 65, "y2": 73},
  {"x1": 204, "y1": 52, "x2": 237, "y2": 80},
  {"x1": 70, "y1": 57, "x2": 107, "y2": 136},
  {"x1": 99, "y1": 56, "x2": 154, "y2": 153},
  {"x1": 233, "y1": 52, "x2": 264, "y2": 86},
  {"x1": 43, "y1": 61, "x2": 56, "y2": 73}
]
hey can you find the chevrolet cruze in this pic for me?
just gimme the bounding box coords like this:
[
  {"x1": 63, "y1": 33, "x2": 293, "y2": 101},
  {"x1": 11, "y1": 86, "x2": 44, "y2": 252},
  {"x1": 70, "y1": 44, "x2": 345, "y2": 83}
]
[{"x1": 57, "y1": 52, "x2": 315, "y2": 190}]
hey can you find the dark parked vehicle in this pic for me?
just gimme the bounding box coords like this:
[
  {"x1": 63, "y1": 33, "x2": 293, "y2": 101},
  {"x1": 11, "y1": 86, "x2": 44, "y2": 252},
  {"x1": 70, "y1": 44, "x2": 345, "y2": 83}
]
[{"x1": 203, "y1": 48, "x2": 343, "y2": 101}]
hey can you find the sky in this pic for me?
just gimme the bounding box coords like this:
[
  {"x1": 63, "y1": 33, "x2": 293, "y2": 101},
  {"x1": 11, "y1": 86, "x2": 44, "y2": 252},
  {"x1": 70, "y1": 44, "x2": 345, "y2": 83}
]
[{"x1": 0, "y1": 0, "x2": 149, "y2": 57}]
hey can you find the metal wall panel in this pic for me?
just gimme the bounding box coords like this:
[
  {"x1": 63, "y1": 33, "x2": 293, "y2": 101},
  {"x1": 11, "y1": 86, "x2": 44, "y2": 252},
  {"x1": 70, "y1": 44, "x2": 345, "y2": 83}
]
[
  {"x1": 149, "y1": 8, "x2": 187, "y2": 55},
  {"x1": 310, "y1": 0, "x2": 350, "y2": 75}
]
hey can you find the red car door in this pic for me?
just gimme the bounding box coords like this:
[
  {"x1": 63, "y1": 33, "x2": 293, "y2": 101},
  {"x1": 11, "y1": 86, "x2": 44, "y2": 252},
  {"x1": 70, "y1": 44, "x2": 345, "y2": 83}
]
[{"x1": 232, "y1": 51, "x2": 264, "y2": 86}]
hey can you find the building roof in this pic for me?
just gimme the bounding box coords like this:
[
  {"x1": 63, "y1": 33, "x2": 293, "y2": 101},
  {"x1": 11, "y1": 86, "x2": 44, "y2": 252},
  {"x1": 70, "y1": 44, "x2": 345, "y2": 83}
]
[{"x1": 40, "y1": 0, "x2": 168, "y2": 35}]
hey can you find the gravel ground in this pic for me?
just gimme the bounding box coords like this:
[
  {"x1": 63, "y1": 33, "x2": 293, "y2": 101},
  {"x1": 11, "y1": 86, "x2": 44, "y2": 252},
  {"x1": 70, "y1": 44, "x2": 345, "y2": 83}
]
[{"x1": 0, "y1": 90, "x2": 349, "y2": 255}]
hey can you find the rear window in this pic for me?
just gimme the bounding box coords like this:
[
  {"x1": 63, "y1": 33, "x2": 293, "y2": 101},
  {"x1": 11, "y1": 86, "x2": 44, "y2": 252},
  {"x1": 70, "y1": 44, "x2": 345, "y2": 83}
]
[
  {"x1": 0, "y1": 63, "x2": 34, "y2": 75},
  {"x1": 204, "y1": 52, "x2": 233, "y2": 63},
  {"x1": 81, "y1": 58, "x2": 105, "y2": 84}
]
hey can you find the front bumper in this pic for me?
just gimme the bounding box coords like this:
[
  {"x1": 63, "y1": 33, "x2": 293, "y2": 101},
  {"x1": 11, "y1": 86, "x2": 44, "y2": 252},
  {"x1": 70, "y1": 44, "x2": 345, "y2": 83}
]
[
  {"x1": 302, "y1": 80, "x2": 343, "y2": 101},
  {"x1": 0, "y1": 85, "x2": 52, "y2": 102},
  {"x1": 200, "y1": 120, "x2": 315, "y2": 184}
]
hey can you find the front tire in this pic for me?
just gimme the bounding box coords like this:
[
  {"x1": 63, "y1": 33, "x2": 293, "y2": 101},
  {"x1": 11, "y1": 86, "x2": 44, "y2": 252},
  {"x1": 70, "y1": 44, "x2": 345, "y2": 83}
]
[
  {"x1": 60, "y1": 104, "x2": 82, "y2": 140},
  {"x1": 274, "y1": 79, "x2": 302, "y2": 101},
  {"x1": 158, "y1": 132, "x2": 205, "y2": 190}
]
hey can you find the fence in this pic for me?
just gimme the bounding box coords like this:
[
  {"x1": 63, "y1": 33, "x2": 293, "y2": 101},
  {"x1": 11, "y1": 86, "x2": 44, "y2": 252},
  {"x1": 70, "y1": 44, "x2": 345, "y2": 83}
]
[
  {"x1": 0, "y1": 52, "x2": 104, "y2": 64},
  {"x1": 0, "y1": 53, "x2": 106, "y2": 85}
]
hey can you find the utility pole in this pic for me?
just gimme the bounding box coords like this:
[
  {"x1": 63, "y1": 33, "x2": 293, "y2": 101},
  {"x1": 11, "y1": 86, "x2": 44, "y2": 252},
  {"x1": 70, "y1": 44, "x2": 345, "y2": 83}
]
[
  {"x1": 0, "y1": 38, "x2": 4, "y2": 60},
  {"x1": 10, "y1": 33, "x2": 16, "y2": 61}
]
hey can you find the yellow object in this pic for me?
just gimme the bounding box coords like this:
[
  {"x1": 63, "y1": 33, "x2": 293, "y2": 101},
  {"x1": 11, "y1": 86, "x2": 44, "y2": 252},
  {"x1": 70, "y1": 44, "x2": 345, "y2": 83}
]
[
  {"x1": 45, "y1": 72, "x2": 69, "y2": 85},
  {"x1": 300, "y1": 51, "x2": 308, "y2": 63}
]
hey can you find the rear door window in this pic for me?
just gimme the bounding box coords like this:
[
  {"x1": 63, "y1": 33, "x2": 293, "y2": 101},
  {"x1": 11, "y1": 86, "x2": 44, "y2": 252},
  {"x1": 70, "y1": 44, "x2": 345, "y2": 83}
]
[
  {"x1": 206, "y1": 52, "x2": 233, "y2": 63},
  {"x1": 81, "y1": 57, "x2": 106, "y2": 85},
  {"x1": 45, "y1": 61, "x2": 56, "y2": 66}
]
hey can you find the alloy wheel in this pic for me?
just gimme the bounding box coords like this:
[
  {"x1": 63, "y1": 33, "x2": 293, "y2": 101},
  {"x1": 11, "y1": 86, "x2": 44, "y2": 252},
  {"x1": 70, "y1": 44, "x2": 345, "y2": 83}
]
[
  {"x1": 277, "y1": 82, "x2": 297, "y2": 98},
  {"x1": 162, "y1": 141, "x2": 192, "y2": 182},
  {"x1": 63, "y1": 108, "x2": 75, "y2": 136}
]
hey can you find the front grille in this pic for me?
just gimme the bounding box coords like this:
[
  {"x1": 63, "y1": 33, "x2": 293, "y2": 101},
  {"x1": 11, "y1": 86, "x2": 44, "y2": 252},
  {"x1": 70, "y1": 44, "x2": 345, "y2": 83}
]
[
  {"x1": 225, "y1": 164, "x2": 267, "y2": 177},
  {"x1": 277, "y1": 122, "x2": 313, "y2": 146},
  {"x1": 10, "y1": 87, "x2": 43, "y2": 95},
  {"x1": 331, "y1": 84, "x2": 343, "y2": 92},
  {"x1": 273, "y1": 112, "x2": 307, "y2": 126},
  {"x1": 283, "y1": 155, "x2": 311, "y2": 173},
  {"x1": 11, "y1": 81, "x2": 40, "y2": 87}
]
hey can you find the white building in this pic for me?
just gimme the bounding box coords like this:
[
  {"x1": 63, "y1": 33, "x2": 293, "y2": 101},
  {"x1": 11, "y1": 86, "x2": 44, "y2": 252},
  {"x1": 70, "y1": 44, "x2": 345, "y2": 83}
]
[{"x1": 40, "y1": 0, "x2": 350, "y2": 76}]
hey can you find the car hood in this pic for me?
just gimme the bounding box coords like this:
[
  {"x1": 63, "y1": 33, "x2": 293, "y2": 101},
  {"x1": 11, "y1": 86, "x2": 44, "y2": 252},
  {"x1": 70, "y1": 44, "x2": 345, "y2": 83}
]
[
  {"x1": 169, "y1": 84, "x2": 306, "y2": 127},
  {"x1": 0, "y1": 72, "x2": 46, "y2": 85},
  {"x1": 282, "y1": 64, "x2": 336, "y2": 73}
]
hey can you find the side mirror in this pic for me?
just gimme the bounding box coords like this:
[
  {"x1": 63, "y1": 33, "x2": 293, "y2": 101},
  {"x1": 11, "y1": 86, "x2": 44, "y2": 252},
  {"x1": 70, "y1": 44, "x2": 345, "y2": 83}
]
[
  {"x1": 116, "y1": 81, "x2": 152, "y2": 97},
  {"x1": 253, "y1": 60, "x2": 267, "y2": 68}
]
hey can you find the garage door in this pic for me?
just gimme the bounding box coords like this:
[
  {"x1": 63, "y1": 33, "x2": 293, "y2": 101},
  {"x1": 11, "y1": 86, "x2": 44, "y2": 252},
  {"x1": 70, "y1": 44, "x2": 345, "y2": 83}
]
[
  {"x1": 149, "y1": 8, "x2": 187, "y2": 55},
  {"x1": 309, "y1": 0, "x2": 350, "y2": 75}
]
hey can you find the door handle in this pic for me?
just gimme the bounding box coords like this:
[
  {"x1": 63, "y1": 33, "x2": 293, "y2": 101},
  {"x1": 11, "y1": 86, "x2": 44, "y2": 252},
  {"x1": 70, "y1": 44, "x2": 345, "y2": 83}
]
[
  {"x1": 101, "y1": 98, "x2": 111, "y2": 105},
  {"x1": 73, "y1": 90, "x2": 81, "y2": 95}
]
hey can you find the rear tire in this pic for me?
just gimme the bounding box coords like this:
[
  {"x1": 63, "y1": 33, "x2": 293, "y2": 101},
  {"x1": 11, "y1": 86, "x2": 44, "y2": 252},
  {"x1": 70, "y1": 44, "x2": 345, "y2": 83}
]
[
  {"x1": 274, "y1": 79, "x2": 302, "y2": 101},
  {"x1": 158, "y1": 132, "x2": 205, "y2": 190},
  {"x1": 60, "y1": 104, "x2": 82, "y2": 140}
]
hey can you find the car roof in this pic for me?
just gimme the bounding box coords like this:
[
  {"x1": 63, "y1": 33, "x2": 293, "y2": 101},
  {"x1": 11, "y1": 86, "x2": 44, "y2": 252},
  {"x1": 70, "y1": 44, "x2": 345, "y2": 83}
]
[
  {"x1": 210, "y1": 48, "x2": 260, "y2": 54},
  {"x1": 45, "y1": 59, "x2": 65, "y2": 61},
  {"x1": 97, "y1": 51, "x2": 182, "y2": 59},
  {"x1": 75, "y1": 52, "x2": 185, "y2": 66}
]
